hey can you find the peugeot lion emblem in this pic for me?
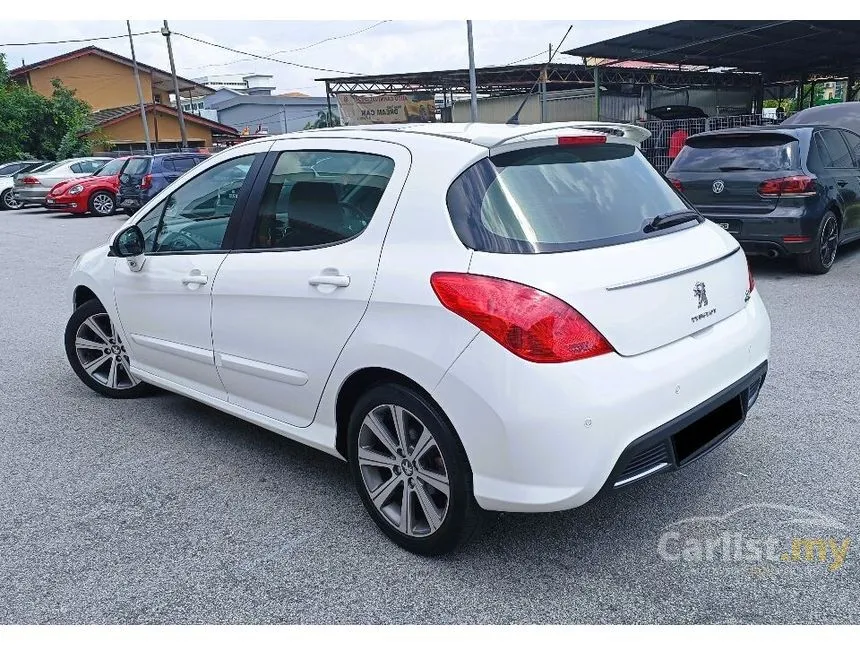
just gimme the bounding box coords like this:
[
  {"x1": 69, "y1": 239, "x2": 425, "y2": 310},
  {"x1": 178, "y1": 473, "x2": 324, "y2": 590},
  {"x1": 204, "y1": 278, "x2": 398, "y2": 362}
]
[
  {"x1": 712, "y1": 180, "x2": 725, "y2": 194},
  {"x1": 694, "y1": 282, "x2": 709, "y2": 309}
]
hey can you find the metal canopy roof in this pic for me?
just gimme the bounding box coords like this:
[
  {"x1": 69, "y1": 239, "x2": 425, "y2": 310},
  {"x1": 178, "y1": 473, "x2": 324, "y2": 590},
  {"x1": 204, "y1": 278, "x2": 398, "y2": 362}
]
[
  {"x1": 318, "y1": 62, "x2": 759, "y2": 96},
  {"x1": 565, "y1": 21, "x2": 860, "y2": 80}
]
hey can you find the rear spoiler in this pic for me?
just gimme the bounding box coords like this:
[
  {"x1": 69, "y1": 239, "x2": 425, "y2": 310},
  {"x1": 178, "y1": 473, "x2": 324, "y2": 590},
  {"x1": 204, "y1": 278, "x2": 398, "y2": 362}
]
[
  {"x1": 568, "y1": 122, "x2": 652, "y2": 144},
  {"x1": 473, "y1": 121, "x2": 652, "y2": 149}
]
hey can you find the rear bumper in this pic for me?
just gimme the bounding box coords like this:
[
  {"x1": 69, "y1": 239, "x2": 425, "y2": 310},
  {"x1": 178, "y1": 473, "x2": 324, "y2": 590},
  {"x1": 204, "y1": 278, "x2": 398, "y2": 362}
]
[
  {"x1": 700, "y1": 205, "x2": 820, "y2": 257},
  {"x1": 13, "y1": 187, "x2": 50, "y2": 204},
  {"x1": 433, "y1": 291, "x2": 771, "y2": 513},
  {"x1": 601, "y1": 361, "x2": 767, "y2": 491}
]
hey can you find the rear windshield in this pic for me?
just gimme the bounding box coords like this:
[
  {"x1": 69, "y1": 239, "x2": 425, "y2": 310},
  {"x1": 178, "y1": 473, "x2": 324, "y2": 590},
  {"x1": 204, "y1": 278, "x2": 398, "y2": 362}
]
[
  {"x1": 94, "y1": 158, "x2": 127, "y2": 177},
  {"x1": 670, "y1": 135, "x2": 799, "y2": 172},
  {"x1": 447, "y1": 143, "x2": 691, "y2": 254},
  {"x1": 122, "y1": 158, "x2": 151, "y2": 176},
  {"x1": 27, "y1": 161, "x2": 60, "y2": 174}
]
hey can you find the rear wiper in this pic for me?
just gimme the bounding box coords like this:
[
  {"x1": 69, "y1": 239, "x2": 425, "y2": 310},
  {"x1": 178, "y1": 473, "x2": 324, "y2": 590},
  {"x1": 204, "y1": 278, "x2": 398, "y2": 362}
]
[
  {"x1": 718, "y1": 165, "x2": 761, "y2": 171},
  {"x1": 643, "y1": 210, "x2": 703, "y2": 234}
]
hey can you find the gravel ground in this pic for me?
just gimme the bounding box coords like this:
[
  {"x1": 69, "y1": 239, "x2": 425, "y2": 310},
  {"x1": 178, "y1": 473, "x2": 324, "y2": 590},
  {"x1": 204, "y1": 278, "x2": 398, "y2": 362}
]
[{"x1": 1, "y1": 207, "x2": 858, "y2": 624}]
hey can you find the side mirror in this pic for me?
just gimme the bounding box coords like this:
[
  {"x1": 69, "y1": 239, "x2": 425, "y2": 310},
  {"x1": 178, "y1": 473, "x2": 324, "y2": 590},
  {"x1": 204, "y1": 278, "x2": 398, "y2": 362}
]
[{"x1": 111, "y1": 225, "x2": 146, "y2": 272}]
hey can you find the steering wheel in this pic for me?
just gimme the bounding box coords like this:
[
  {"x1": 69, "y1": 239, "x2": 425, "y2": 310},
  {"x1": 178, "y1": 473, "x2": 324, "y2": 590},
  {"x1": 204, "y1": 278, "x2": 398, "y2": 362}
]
[
  {"x1": 340, "y1": 202, "x2": 371, "y2": 233},
  {"x1": 157, "y1": 229, "x2": 205, "y2": 252}
]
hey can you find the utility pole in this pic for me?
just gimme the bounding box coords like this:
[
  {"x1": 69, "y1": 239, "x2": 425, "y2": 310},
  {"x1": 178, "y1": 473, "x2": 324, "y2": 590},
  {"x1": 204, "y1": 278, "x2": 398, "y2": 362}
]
[
  {"x1": 161, "y1": 20, "x2": 189, "y2": 149},
  {"x1": 127, "y1": 21, "x2": 152, "y2": 154},
  {"x1": 467, "y1": 20, "x2": 478, "y2": 122},
  {"x1": 283, "y1": 106, "x2": 288, "y2": 134},
  {"x1": 540, "y1": 43, "x2": 551, "y2": 123}
]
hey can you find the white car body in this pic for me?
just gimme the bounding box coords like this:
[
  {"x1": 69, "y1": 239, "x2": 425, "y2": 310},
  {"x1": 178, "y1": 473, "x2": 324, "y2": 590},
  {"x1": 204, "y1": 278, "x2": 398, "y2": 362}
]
[{"x1": 67, "y1": 121, "x2": 770, "y2": 527}]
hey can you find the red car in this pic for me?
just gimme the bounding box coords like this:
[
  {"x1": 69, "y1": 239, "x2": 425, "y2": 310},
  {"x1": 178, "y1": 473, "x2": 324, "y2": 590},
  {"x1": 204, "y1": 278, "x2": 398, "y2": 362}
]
[{"x1": 45, "y1": 156, "x2": 130, "y2": 216}]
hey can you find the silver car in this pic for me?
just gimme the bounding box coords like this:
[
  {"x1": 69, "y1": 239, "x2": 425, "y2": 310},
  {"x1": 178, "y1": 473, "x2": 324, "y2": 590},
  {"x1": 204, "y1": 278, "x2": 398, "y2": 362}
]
[{"x1": 13, "y1": 157, "x2": 112, "y2": 206}]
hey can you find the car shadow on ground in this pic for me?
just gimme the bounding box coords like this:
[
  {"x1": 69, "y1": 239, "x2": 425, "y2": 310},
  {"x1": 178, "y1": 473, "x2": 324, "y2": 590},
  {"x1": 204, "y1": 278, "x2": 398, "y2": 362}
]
[{"x1": 144, "y1": 388, "x2": 723, "y2": 567}]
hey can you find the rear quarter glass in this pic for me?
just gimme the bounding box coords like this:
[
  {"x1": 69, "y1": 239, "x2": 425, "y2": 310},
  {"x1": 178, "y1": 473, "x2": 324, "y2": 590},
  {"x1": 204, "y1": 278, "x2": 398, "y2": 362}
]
[{"x1": 446, "y1": 143, "x2": 694, "y2": 254}]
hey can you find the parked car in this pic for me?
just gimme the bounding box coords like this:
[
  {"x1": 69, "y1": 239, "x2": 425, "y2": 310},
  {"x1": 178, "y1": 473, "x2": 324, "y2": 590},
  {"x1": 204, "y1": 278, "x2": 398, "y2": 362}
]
[
  {"x1": 782, "y1": 102, "x2": 860, "y2": 133},
  {"x1": 0, "y1": 159, "x2": 48, "y2": 177},
  {"x1": 666, "y1": 125, "x2": 860, "y2": 273},
  {"x1": 44, "y1": 157, "x2": 131, "y2": 216},
  {"x1": 117, "y1": 152, "x2": 209, "y2": 213},
  {"x1": 65, "y1": 123, "x2": 770, "y2": 555},
  {"x1": 12, "y1": 157, "x2": 112, "y2": 207},
  {"x1": 0, "y1": 160, "x2": 50, "y2": 210}
]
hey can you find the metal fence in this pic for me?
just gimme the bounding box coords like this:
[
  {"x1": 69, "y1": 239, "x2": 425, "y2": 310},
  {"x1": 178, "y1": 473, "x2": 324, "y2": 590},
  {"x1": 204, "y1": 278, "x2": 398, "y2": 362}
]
[{"x1": 639, "y1": 113, "x2": 790, "y2": 174}]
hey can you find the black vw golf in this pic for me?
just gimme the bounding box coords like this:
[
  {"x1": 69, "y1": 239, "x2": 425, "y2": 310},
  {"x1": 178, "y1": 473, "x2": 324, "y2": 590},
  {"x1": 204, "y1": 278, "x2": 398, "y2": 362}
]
[{"x1": 666, "y1": 125, "x2": 860, "y2": 274}]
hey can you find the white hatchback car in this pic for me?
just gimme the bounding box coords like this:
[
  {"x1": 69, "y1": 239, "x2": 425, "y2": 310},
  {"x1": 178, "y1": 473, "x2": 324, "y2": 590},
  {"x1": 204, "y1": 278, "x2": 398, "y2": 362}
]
[{"x1": 65, "y1": 122, "x2": 771, "y2": 555}]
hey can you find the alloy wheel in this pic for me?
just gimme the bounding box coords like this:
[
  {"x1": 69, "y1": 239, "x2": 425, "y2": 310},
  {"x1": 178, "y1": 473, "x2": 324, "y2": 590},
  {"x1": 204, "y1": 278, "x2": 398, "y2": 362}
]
[
  {"x1": 74, "y1": 313, "x2": 138, "y2": 390},
  {"x1": 820, "y1": 217, "x2": 838, "y2": 268},
  {"x1": 92, "y1": 193, "x2": 114, "y2": 215},
  {"x1": 357, "y1": 404, "x2": 450, "y2": 537},
  {"x1": 2, "y1": 190, "x2": 21, "y2": 210}
]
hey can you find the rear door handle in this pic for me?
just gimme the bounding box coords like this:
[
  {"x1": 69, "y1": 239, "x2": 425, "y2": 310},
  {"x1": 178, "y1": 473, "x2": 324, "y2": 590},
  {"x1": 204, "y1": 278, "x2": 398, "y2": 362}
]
[
  {"x1": 182, "y1": 274, "x2": 208, "y2": 286},
  {"x1": 308, "y1": 274, "x2": 350, "y2": 288}
]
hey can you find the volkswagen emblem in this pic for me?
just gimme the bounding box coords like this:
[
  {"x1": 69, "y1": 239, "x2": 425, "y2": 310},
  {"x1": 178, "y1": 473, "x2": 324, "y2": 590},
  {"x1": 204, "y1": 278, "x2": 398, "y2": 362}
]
[{"x1": 712, "y1": 180, "x2": 725, "y2": 194}]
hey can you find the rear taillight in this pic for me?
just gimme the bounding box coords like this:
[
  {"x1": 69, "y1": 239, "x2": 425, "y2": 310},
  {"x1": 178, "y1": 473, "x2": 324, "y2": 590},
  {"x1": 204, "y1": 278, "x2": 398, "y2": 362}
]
[
  {"x1": 20, "y1": 176, "x2": 40, "y2": 185},
  {"x1": 430, "y1": 272, "x2": 613, "y2": 363},
  {"x1": 140, "y1": 174, "x2": 153, "y2": 189},
  {"x1": 558, "y1": 135, "x2": 606, "y2": 146},
  {"x1": 758, "y1": 175, "x2": 816, "y2": 197},
  {"x1": 670, "y1": 178, "x2": 684, "y2": 192}
]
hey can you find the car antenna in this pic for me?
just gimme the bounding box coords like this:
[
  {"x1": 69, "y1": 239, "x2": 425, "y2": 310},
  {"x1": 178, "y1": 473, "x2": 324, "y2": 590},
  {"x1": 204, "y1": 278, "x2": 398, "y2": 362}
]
[{"x1": 506, "y1": 25, "x2": 573, "y2": 125}]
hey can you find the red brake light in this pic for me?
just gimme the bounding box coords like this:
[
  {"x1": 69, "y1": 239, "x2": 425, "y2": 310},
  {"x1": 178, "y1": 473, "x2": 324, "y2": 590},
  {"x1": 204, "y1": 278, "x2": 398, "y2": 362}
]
[
  {"x1": 558, "y1": 135, "x2": 606, "y2": 146},
  {"x1": 670, "y1": 178, "x2": 684, "y2": 191},
  {"x1": 20, "y1": 176, "x2": 40, "y2": 185},
  {"x1": 430, "y1": 272, "x2": 613, "y2": 363},
  {"x1": 758, "y1": 175, "x2": 815, "y2": 196},
  {"x1": 140, "y1": 174, "x2": 153, "y2": 189}
]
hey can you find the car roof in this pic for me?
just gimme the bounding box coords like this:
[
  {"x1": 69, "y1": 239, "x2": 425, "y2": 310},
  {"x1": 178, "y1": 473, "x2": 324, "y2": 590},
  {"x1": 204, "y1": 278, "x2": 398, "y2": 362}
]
[{"x1": 242, "y1": 121, "x2": 650, "y2": 149}]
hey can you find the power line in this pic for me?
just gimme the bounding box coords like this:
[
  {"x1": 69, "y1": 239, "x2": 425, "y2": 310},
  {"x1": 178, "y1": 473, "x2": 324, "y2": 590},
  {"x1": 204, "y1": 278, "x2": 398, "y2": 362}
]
[
  {"x1": 271, "y1": 20, "x2": 391, "y2": 55},
  {"x1": 504, "y1": 50, "x2": 549, "y2": 66},
  {"x1": 174, "y1": 32, "x2": 364, "y2": 75},
  {"x1": 0, "y1": 31, "x2": 159, "y2": 47},
  {"x1": 183, "y1": 21, "x2": 391, "y2": 72}
]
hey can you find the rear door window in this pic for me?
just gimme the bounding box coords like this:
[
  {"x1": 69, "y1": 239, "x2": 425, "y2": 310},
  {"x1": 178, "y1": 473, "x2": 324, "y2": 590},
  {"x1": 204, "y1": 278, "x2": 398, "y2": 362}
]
[
  {"x1": 819, "y1": 129, "x2": 854, "y2": 169},
  {"x1": 447, "y1": 143, "x2": 693, "y2": 254},
  {"x1": 842, "y1": 131, "x2": 860, "y2": 168},
  {"x1": 169, "y1": 157, "x2": 197, "y2": 172},
  {"x1": 670, "y1": 134, "x2": 799, "y2": 172},
  {"x1": 250, "y1": 150, "x2": 395, "y2": 249}
]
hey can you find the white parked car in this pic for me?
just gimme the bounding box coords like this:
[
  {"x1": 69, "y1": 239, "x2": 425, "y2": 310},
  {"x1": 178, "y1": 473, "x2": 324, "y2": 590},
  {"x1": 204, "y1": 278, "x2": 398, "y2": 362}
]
[{"x1": 65, "y1": 122, "x2": 771, "y2": 555}]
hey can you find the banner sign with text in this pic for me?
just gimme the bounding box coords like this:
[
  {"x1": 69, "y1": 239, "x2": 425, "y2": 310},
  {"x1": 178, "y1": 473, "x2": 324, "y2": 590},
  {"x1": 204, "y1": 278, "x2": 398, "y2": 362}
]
[{"x1": 336, "y1": 93, "x2": 436, "y2": 125}]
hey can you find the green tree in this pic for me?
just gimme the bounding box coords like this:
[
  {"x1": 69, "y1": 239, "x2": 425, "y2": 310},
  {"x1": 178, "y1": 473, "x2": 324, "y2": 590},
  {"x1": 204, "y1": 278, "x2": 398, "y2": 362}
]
[
  {"x1": 0, "y1": 53, "x2": 101, "y2": 162},
  {"x1": 303, "y1": 110, "x2": 341, "y2": 130}
]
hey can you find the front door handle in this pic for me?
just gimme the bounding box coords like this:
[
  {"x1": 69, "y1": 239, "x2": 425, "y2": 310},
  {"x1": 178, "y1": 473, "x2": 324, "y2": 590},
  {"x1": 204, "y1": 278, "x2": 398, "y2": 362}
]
[
  {"x1": 182, "y1": 273, "x2": 208, "y2": 286},
  {"x1": 837, "y1": 180, "x2": 848, "y2": 187},
  {"x1": 308, "y1": 274, "x2": 350, "y2": 288}
]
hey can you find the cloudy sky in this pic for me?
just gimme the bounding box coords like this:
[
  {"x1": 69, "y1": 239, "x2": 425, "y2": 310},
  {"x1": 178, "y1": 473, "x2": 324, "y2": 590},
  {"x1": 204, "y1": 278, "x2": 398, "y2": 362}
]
[{"x1": 0, "y1": 20, "x2": 667, "y2": 95}]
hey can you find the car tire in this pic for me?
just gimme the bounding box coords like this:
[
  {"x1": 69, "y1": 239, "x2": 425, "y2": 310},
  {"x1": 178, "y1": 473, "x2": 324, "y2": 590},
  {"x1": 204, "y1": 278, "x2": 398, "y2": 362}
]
[
  {"x1": 1, "y1": 189, "x2": 23, "y2": 211},
  {"x1": 88, "y1": 190, "x2": 116, "y2": 216},
  {"x1": 347, "y1": 383, "x2": 484, "y2": 556},
  {"x1": 797, "y1": 211, "x2": 839, "y2": 274},
  {"x1": 64, "y1": 299, "x2": 155, "y2": 399}
]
